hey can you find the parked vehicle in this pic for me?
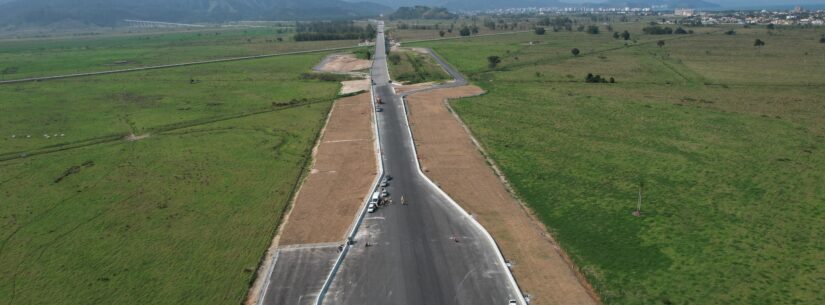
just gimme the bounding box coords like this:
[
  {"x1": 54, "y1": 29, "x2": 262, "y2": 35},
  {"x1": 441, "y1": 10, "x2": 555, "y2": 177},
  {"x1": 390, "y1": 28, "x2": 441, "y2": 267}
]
[{"x1": 367, "y1": 203, "x2": 376, "y2": 213}]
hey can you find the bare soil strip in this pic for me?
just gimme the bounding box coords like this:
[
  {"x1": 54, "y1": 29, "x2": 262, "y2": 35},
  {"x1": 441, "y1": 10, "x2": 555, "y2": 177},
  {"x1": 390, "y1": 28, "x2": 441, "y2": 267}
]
[
  {"x1": 278, "y1": 93, "x2": 377, "y2": 245},
  {"x1": 406, "y1": 86, "x2": 601, "y2": 305},
  {"x1": 313, "y1": 54, "x2": 371, "y2": 73}
]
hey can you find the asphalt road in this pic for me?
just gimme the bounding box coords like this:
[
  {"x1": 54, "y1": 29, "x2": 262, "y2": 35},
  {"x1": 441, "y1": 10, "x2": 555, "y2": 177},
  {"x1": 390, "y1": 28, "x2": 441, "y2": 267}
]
[
  {"x1": 259, "y1": 244, "x2": 340, "y2": 305},
  {"x1": 323, "y1": 22, "x2": 522, "y2": 305}
]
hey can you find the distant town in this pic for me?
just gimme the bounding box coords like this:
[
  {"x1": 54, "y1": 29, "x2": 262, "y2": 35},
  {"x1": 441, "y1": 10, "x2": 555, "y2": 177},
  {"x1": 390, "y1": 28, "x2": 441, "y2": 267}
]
[{"x1": 480, "y1": 6, "x2": 825, "y2": 26}]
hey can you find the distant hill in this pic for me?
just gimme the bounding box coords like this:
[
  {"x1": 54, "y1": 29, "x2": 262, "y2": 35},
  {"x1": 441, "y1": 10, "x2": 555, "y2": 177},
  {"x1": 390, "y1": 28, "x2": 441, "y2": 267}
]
[
  {"x1": 584, "y1": 0, "x2": 720, "y2": 9},
  {"x1": 0, "y1": 0, "x2": 392, "y2": 26},
  {"x1": 389, "y1": 6, "x2": 457, "y2": 20},
  {"x1": 364, "y1": 0, "x2": 719, "y2": 11},
  {"x1": 354, "y1": 0, "x2": 567, "y2": 11}
]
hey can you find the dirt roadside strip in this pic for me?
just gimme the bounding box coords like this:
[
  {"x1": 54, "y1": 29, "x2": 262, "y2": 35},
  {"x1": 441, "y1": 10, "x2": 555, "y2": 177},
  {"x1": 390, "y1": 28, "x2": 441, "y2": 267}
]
[
  {"x1": 244, "y1": 93, "x2": 376, "y2": 304},
  {"x1": 279, "y1": 93, "x2": 377, "y2": 245},
  {"x1": 405, "y1": 86, "x2": 601, "y2": 305}
]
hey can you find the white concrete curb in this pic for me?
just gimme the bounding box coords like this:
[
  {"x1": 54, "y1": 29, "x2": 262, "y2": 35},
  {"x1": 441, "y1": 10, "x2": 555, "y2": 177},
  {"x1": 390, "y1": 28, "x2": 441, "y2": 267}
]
[
  {"x1": 255, "y1": 250, "x2": 280, "y2": 305},
  {"x1": 400, "y1": 95, "x2": 528, "y2": 305},
  {"x1": 314, "y1": 59, "x2": 385, "y2": 305}
]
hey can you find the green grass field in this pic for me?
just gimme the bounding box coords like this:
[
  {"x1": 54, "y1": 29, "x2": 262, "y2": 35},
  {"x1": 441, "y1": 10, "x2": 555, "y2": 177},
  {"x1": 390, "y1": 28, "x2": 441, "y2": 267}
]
[
  {"x1": 387, "y1": 49, "x2": 450, "y2": 84},
  {"x1": 412, "y1": 25, "x2": 825, "y2": 305},
  {"x1": 0, "y1": 27, "x2": 358, "y2": 80},
  {"x1": 0, "y1": 52, "x2": 340, "y2": 304}
]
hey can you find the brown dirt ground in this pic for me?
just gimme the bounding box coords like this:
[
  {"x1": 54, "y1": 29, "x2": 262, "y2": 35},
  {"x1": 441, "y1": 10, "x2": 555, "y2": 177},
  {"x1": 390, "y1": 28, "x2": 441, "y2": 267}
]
[
  {"x1": 406, "y1": 86, "x2": 601, "y2": 305},
  {"x1": 278, "y1": 93, "x2": 377, "y2": 245},
  {"x1": 316, "y1": 54, "x2": 371, "y2": 73},
  {"x1": 340, "y1": 79, "x2": 370, "y2": 95}
]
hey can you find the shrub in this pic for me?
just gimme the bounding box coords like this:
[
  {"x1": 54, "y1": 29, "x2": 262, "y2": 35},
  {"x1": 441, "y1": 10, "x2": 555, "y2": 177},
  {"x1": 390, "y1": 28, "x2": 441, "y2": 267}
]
[{"x1": 587, "y1": 25, "x2": 600, "y2": 34}]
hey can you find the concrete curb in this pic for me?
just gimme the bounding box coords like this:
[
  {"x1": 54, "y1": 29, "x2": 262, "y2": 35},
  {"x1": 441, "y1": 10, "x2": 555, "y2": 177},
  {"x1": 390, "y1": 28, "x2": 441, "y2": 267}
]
[
  {"x1": 313, "y1": 60, "x2": 385, "y2": 305},
  {"x1": 399, "y1": 94, "x2": 528, "y2": 305}
]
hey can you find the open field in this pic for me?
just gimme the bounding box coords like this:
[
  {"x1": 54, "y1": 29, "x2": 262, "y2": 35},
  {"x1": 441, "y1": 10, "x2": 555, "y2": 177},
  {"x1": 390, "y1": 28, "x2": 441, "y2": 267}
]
[
  {"x1": 0, "y1": 27, "x2": 359, "y2": 80},
  {"x1": 387, "y1": 49, "x2": 450, "y2": 84},
  {"x1": 0, "y1": 53, "x2": 341, "y2": 304},
  {"x1": 406, "y1": 85, "x2": 598, "y2": 305},
  {"x1": 410, "y1": 24, "x2": 825, "y2": 305}
]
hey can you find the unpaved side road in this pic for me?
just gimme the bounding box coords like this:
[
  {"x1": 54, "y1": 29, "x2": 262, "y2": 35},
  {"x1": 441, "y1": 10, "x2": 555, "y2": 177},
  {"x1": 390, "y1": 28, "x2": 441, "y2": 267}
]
[
  {"x1": 278, "y1": 93, "x2": 377, "y2": 245},
  {"x1": 406, "y1": 86, "x2": 601, "y2": 305}
]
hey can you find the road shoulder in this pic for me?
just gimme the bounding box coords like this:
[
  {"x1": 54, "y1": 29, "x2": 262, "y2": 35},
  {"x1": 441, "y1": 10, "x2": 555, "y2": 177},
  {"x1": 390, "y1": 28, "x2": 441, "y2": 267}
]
[{"x1": 406, "y1": 86, "x2": 601, "y2": 305}]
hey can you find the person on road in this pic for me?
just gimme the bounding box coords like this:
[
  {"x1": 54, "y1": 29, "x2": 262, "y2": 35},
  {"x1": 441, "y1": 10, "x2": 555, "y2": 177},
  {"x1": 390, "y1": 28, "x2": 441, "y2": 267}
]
[{"x1": 401, "y1": 195, "x2": 406, "y2": 205}]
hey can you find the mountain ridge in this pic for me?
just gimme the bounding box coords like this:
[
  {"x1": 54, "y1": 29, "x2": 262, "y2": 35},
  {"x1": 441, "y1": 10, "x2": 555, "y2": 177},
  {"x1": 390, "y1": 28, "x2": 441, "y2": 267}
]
[{"x1": 0, "y1": 0, "x2": 392, "y2": 26}]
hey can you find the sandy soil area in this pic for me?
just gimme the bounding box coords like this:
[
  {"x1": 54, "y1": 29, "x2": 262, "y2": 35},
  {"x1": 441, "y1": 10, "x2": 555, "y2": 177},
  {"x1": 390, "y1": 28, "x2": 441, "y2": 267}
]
[
  {"x1": 278, "y1": 93, "x2": 377, "y2": 245},
  {"x1": 315, "y1": 54, "x2": 371, "y2": 73},
  {"x1": 406, "y1": 86, "x2": 601, "y2": 305},
  {"x1": 395, "y1": 81, "x2": 442, "y2": 93},
  {"x1": 340, "y1": 79, "x2": 370, "y2": 95}
]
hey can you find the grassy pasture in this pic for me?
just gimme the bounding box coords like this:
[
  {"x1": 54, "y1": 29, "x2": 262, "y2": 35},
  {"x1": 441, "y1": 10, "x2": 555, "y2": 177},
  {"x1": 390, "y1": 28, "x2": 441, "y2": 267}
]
[
  {"x1": 0, "y1": 27, "x2": 358, "y2": 80},
  {"x1": 411, "y1": 24, "x2": 825, "y2": 305},
  {"x1": 388, "y1": 50, "x2": 450, "y2": 84},
  {"x1": 0, "y1": 52, "x2": 339, "y2": 304}
]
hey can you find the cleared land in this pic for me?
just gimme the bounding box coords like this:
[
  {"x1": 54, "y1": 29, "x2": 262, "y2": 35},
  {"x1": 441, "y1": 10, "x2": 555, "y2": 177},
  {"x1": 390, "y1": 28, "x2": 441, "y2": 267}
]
[
  {"x1": 0, "y1": 27, "x2": 359, "y2": 80},
  {"x1": 314, "y1": 53, "x2": 371, "y2": 73},
  {"x1": 0, "y1": 52, "x2": 341, "y2": 305},
  {"x1": 387, "y1": 49, "x2": 450, "y2": 84},
  {"x1": 411, "y1": 25, "x2": 825, "y2": 304},
  {"x1": 277, "y1": 93, "x2": 377, "y2": 245},
  {"x1": 406, "y1": 85, "x2": 599, "y2": 305}
]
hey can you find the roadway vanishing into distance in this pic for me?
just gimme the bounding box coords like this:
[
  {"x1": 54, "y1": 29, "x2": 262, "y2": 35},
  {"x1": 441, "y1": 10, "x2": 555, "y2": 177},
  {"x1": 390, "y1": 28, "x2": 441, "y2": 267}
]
[
  {"x1": 256, "y1": 21, "x2": 524, "y2": 305},
  {"x1": 322, "y1": 21, "x2": 524, "y2": 305}
]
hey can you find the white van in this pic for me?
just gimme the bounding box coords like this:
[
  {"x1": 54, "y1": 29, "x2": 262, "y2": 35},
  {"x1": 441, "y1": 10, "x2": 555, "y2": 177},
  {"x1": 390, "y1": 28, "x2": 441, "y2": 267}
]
[{"x1": 368, "y1": 192, "x2": 380, "y2": 213}]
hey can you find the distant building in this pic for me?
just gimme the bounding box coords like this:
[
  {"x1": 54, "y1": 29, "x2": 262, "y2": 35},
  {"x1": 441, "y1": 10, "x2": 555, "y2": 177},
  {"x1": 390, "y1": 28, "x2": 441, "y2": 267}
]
[
  {"x1": 675, "y1": 8, "x2": 695, "y2": 17},
  {"x1": 793, "y1": 6, "x2": 803, "y2": 13}
]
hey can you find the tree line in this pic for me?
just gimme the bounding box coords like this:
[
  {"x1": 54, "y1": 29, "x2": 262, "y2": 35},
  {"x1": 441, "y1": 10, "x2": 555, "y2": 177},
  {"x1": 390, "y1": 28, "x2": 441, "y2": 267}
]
[{"x1": 293, "y1": 21, "x2": 376, "y2": 41}]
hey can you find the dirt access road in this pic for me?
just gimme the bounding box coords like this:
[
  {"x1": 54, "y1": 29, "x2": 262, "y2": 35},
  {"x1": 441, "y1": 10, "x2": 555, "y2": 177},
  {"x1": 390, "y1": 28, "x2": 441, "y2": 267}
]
[{"x1": 406, "y1": 86, "x2": 601, "y2": 305}]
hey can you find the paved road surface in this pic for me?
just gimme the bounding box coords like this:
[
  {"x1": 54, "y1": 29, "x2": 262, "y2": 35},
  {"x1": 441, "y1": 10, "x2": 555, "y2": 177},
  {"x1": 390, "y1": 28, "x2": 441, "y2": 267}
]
[
  {"x1": 259, "y1": 244, "x2": 340, "y2": 305},
  {"x1": 323, "y1": 22, "x2": 522, "y2": 305}
]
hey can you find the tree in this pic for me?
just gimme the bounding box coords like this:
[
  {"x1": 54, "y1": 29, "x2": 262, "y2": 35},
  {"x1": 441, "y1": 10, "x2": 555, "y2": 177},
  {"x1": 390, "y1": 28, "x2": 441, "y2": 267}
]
[
  {"x1": 606, "y1": 24, "x2": 613, "y2": 32},
  {"x1": 767, "y1": 23, "x2": 775, "y2": 30},
  {"x1": 459, "y1": 26, "x2": 471, "y2": 36},
  {"x1": 674, "y1": 27, "x2": 688, "y2": 34},
  {"x1": 621, "y1": 30, "x2": 631, "y2": 40},
  {"x1": 587, "y1": 25, "x2": 600, "y2": 34},
  {"x1": 820, "y1": 35, "x2": 825, "y2": 43},
  {"x1": 754, "y1": 38, "x2": 766, "y2": 47},
  {"x1": 534, "y1": 27, "x2": 546, "y2": 35},
  {"x1": 657, "y1": 40, "x2": 665, "y2": 48},
  {"x1": 365, "y1": 50, "x2": 372, "y2": 60},
  {"x1": 439, "y1": 30, "x2": 446, "y2": 37},
  {"x1": 613, "y1": 31, "x2": 620, "y2": 39},
  {"x1": 571, "y1": 48, "x2": 580, "y2": 56},
  {"x1": 471, "y1": 25, "x2": 479, "y2": 34},
  {"x1": 487, "y1": 56, "x2": 501, "y2": 68}
]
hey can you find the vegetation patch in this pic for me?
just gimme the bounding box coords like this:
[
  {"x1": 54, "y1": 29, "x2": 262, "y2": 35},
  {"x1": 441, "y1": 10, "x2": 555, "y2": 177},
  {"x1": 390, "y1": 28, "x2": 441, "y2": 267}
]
[
  {"x1": 387, "y1": 50, "x2": 450, "y2": 84},
  {"x1": 412, "y1": 23, "x2": 825, "y2": 305},
  {"x1": 0, "y1": 52, "x2": 339, "y2": 305}
]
